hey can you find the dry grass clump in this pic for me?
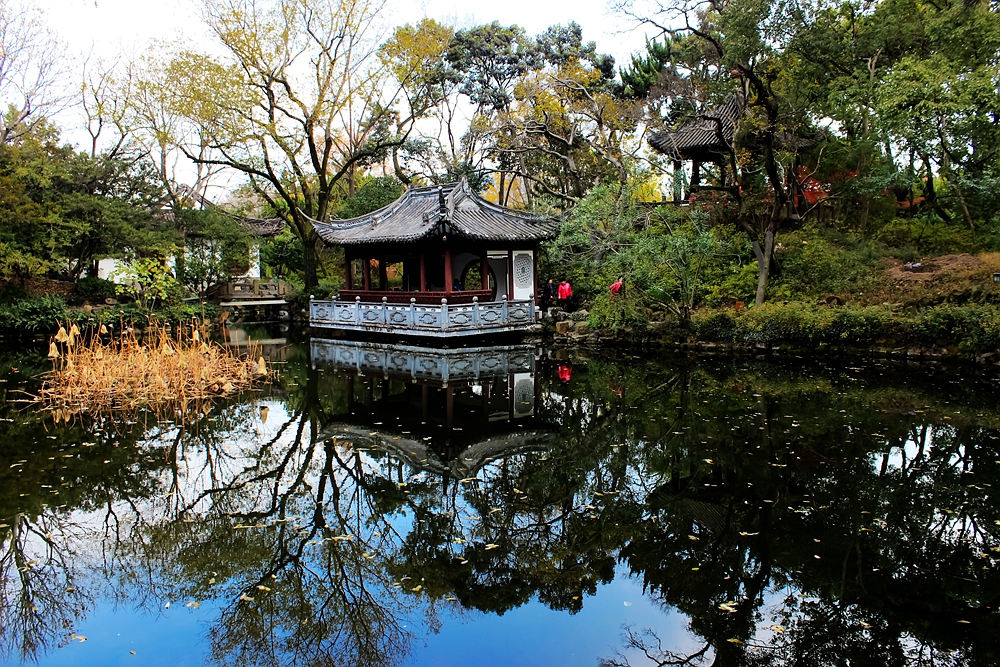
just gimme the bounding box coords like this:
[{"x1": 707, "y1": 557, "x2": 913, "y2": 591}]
[{"x1": 34, "y1": 319, "x2": 271, "y2": 422}]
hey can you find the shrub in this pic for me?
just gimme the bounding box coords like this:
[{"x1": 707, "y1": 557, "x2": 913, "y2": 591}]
[
  {"x1": 73, "y1": 277, "x2": 117, "y2": 305},
  {"x1": 694, "y1": 311, "x2": 737, "y2": 341},
  {"x1": 905, "y1": 304, "x2": 1000, "y2": 352},
  {"x1": 0, "y1": 294, "x2": 78, "y2": 337},
  {"x1": 587, "y1": 292, "x2": 649, "y2": 331},
  {"x1": 693, "y1": 303, "x2": 896, "y2": 347}
]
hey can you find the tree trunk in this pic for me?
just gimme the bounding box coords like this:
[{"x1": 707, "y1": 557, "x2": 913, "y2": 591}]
[
  {"x1": 303, "y1": 238, "x2": 319, "y2": 290},
  {"x1": 754, "y1": 230, "x2": 774, "y2": 307}
]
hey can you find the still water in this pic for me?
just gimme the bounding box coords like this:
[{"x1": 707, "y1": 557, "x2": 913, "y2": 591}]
[{"x1": 1, "y1": 328, "x2": 999, "y2": 666}]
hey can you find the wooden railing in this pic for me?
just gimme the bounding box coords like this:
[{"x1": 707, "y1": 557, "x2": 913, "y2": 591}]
[
  {"x1": 310, "y1": 295, "x2": 536, "y2": 337},
  {"x1": 337, "y1": 289, "x2": 492, "y2": 304}
]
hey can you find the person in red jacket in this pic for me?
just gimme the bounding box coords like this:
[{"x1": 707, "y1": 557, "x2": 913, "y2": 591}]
[
  {"x1": 609, "y1": 277, "x2": 623, "y2": 299},
  {"x1": 557, "y1": 278, "x2": 572, "y2": 309}
]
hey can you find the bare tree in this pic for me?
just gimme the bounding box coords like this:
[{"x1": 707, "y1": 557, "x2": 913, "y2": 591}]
[
  {"x1": 150, "y1": 0, "x2": 409, "y2": 288},
  {"x1": 0, "y1": 0, "x2": 71, "y2": 144}
]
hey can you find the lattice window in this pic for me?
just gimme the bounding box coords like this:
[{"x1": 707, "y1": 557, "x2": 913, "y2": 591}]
[{"x1": 513, "y1": 252, "x2": 532, "y2": 288}]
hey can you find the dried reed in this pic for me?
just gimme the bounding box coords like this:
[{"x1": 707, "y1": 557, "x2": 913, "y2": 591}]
[{"x1": 33, "y1": 317, "x2": 270, "y2": 422}]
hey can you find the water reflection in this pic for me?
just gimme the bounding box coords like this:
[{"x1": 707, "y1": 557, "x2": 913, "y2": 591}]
[
  {"x1": 1, "y1": 338, "x2": 999, "y2": 666},
  {"x1": 311, "y1": 339, "x2": 546, "y2": 477}
]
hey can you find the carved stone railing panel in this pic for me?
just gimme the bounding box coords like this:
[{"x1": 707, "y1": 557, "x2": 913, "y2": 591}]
[
  {"x1": 310, "y1": 339, "x2": 535, "y2": 383},
  {"x1": 310, "y1": 297, "x2": 536, "y2": 337}
]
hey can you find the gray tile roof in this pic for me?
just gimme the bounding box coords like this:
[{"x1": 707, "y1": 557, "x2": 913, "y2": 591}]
[
  {"x1": 648, "y1": 96, "x2": 742, "y2": 159},
  {"x1": 312, "y1": 179, "x2": 561, "y2": 246},
  {"x1": 234, "y1": 215, "x2": 286, "y2": 238}
]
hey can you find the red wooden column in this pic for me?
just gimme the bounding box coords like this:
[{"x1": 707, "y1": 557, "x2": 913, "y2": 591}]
[
  {"x1": 362, "y1": 256, "x2": 371, "y2": 290},
  {"x1": 444, "y1": 247, "x2": 453, "y2": 294},
  {"x1": 419, "y1": 252, "x2": 427, "y2": 292},
  {"x1": 481, "y1": 250, "x2": 489, "y2": 290}
]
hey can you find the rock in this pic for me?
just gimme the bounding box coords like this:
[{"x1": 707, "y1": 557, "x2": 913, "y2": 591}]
[
  {"x1": 83, "y1": 304, "x2": 93, "y2": 312},
  {"x1": 574, "y1": 321, "x2": 590, "y2": 335},
  {"x1": 104, "y1": 297, "x2": 118, "y2": 305},
  {"x1": 555, "y1": 321, "x2": 570, "y2": 334},
  {"x1": 570, "y1": 310, "x2": 588, "y2": 321}
]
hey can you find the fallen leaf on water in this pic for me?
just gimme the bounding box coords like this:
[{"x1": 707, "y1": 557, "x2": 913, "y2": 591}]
[
  {"x1": 727, "y1": 638, "x2": 744, "y2": 645},
  {"x1": 129, "y1": 651, "x2": 136, "y2": 655},
  {"x1": 260, "y1": 406, "x2": 269, "y2": 423},
  {"x1": 484, "y1": 544, "x2": 500, "y2": 550},
  {"x1": 240, "y1": 594, "x2": 254, "y2": 602},
  {"x1": 186, "y1": 601, "x2": 200, "y2": 609},
  {"x1": 958, "y1": 620, "x2": 971, "y2": 624},
  {"x1": 623, "y1": 601, "x2": 632, "y2": 607},
  {"x1": 256, "y1": 585, "x2": 271, "y2": 592}
]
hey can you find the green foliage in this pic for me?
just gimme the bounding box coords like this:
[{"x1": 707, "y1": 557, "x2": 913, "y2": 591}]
[
  {"x1": 0, "y1": 294, "x2": 71, "y2": 336},
  {"x1": 875, "y1": 215, "x2": 977, "y2": 255},
  {"x1": 259, "y1": 227, "x2": 304, "y2": 279},
  {"x1": 619, "y1": 37, "x2": 673, "y2": 99},
  {"x1": 111, "y1": 258, "x2": 180, "y2": 311},
  {"x1": 692, "y1": 302, "x2": 1000, "y2": 353},
  {"x1": 738, "y1": 302, "x2": 893, "y2": 346},
  {"x1": 694, "y1": 311, "x2": 737, "y2": 341},
  {"x1": 72, "y1": 277, "x2": 117, "y2": 305},
  {"x1": 769, "y1": 228, "x2": 882, "y2": 300},
  {"x1": 552, "y1": 182, "x2": 733, "y2": 326},
  {"x1": 0, "y1": 120, "x2": 170, "y2": 283},
  {"x1": 587, "y1": 291, "x2": 649, "y2": 331},
  {"x1": 906, "y1": 304, "x2": 1000, "y2": 352},
  {"x1": 175, "y1": 208, "x2": 252, "y2": 295},
  {"x1": 336, "y1": 177, "x2": 404, "y2": 219}
]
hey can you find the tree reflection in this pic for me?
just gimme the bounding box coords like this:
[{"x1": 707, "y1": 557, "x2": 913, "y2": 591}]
[
  {"x1": 593, "y1": 357, "x2": 1000, "y2": 667},
  {"x1": 4, "y1": 346, "x2": 1000, "y2": 666}
]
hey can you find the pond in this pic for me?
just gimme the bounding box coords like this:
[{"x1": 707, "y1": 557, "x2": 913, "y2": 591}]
[{"x1": 1, "y1": 328, "x2": 999, "y2": 666}]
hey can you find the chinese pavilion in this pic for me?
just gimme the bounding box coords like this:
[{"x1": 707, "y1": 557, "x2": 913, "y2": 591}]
[
  {"x1": 648, "y1": 96, "x2": 742, "y2": 200},
  {"x1": 309, "y1": 179, "x2": 560, "y2": 337}
]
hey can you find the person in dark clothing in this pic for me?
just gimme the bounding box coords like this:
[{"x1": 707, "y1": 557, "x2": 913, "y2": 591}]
[{"x1": 542, "y1": 279, "x2": 557, "y2": 310}]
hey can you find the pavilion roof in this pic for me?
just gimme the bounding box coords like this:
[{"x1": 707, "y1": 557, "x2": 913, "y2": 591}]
[
  {"x1": 648, "y1": 96, "x2": 742, "y2": 160},
  {"x1": 312, "y1": 179, "x2": 561, "y2": 247},
  {"x1": 233, "y1": 215, "x2": 286, "y2": 237},
  {"x1": 173, "y1": 184, "x2": 286, "y2": 238}
]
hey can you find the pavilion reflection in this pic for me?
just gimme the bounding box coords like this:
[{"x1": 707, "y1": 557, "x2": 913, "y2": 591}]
[{"x1": 310, "y1": 338, "x2": 553, "y2": 477}]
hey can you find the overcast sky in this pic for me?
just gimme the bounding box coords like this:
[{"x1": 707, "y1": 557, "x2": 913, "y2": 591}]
[
  {"x1": 40, "y1": 0, "x2": 656, "y2": 183},
  {"x1": 44, "y1": 0, "x2": 651, "y2": 65}
]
